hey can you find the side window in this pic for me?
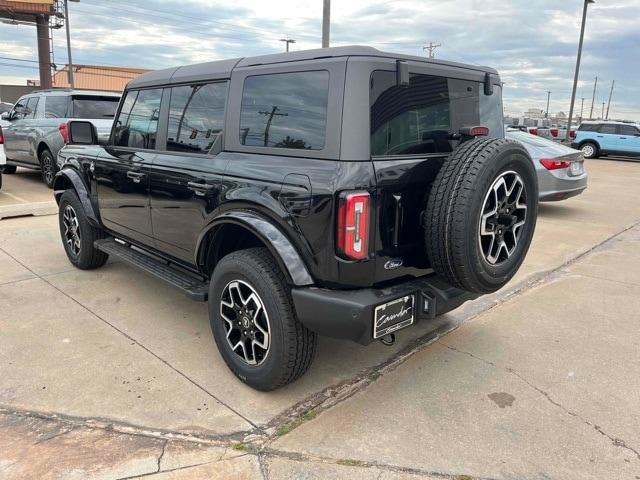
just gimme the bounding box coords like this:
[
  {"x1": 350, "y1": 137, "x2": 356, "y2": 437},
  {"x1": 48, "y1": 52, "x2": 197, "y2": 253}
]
[
  {"x1": 12, "y1": 98, "x2": 27, "y2": 119},
  {"x1": 113, "y1": 89, "x2": 162, "y2": 149},
  {"x1": 240, "y1": 71, "x2": 329, "y2": 150},
  {"x1": 167, "y1": 82, "x2": 227, "y2": 154},
  {"x1": 44, "y1": 96, "x2": 70, "y2": 118},
  {"x1": 24, "y1": 97, "x2": 39, "y2": 119},
  {"x1": 599, "y1": 124, "x2": 617, "y2": 135},
  {"x1": 619, "y1": 125, "x2": 639, "y2": 136}
]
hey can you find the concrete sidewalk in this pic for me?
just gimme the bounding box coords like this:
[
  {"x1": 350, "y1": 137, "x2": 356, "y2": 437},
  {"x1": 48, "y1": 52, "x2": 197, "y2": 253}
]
[{"x1": 1, "y1": 159, "x2": 640, "y2": 479}]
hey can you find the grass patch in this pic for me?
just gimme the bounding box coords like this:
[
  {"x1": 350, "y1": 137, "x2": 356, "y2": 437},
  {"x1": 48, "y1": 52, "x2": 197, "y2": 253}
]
[
  {"x1": 231, "y1": 442, "x2": 247, "y2": 451},
  {"x1": 275, "y1": 410, "x2": 318, "y2": 437},
  {"x1": 337, "y1": 458, "x2": 367, "y2": 467}
]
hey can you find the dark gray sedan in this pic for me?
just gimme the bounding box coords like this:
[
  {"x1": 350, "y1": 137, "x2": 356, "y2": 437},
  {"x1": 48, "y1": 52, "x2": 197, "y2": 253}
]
[{"x1": 506, "y1": 129, "x2": 588, "y2": 202}]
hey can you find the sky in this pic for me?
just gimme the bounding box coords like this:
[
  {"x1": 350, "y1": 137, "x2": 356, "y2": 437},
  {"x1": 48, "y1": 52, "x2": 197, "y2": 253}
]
[{"x1": 0, "y1": 0, "x2": 638, "y2": 121}]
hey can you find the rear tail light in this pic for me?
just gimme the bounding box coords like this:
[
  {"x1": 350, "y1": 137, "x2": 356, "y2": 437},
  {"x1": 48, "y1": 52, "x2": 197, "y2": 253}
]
[
  {"x1": 550, "y1": 128, "x2": 559, "y2": 137},
  {"x1": 337, "y1": 191, "x2": 370, "y2": 260},
  {"x1": 529, "y1": 128, "x2": 538, "y2": 135},
  {"x1": 460, "y1": 126, "x2": 489, "y2": 137},
  {"x1": 569, "y1": 130, "x2": 576, "y2": 139},
  {"x1": 58, "y1": 123, "x2": 69, "y2": 144},
  {"x1": 0, "y1": 126, "x2": 4, "y2": 145},
  {"x1": 540, "y1": 158, "x2": 571, "y2": 170}
]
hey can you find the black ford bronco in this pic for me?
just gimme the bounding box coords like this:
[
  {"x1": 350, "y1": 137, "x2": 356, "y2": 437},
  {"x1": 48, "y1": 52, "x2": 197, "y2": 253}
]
[{"x1": 54, "y1": 46, "x2": 537, "y2": 390}]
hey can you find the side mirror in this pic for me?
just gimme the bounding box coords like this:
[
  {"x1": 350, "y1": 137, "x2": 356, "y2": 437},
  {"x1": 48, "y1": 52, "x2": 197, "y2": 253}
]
[
  {"x1": 1, "y1": 112, "x2": 10, "y2": 121},
  {"x1": 68, "y1": 121, "x2": 98, "y2": 145}
]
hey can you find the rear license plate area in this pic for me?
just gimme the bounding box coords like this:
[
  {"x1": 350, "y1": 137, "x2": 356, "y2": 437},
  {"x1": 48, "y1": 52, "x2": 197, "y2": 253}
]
[{"x1": 373, "y1": 294, "x2": 415, "y2": 339}]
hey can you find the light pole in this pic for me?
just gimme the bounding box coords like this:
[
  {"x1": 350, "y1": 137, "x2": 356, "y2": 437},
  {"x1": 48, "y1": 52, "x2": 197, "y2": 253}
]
[
  {"x1": 280, "y1": 38, "x2": 296, "y2": 52},
  {"x1": 565, "y1": 0, "x2": 595, "y2": 141},
  {"x1": 545, "y1": 91, "x2": 551, "y2": 118},
  {"x1": 64, "y1": 0, "x2": 80, "y2": 88},
  {"x1": 322, "y1": 0, "x2": 330, "y2": 48}
]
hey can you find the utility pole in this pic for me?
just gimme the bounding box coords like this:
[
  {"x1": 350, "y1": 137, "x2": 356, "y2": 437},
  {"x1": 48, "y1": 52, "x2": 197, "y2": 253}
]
[
  {"x1": 280, "y1": 37, "x2": 296, "y2": 52},
  {"x1": 63, "y1": 0, "x2": 78, "y2": 88},
  {"x1": 580, "y1": 97, "x2": 585, "y2": 120},
  {"x1": 565, "y1": 0, "x2": 595, "y2": 141},
  {"x1": 545, "y1": 91, "x2": 551, "y2": 118},
  {"x1": 589, "y1": 76, "x2": 598, "y2": 120},
  {"x1": 423, "y1": 42, "x2": 441, "y2": 59},
  {"x1": 322, "y1": 0, "x2": 330, "y2": 48},
  {"x1": 605, "y1": 80, "x2": 615, "y2": 119},
  {"x1": 601, "y1": 102, "x2": 605, "y2": 119},
  {"x1": 258, "y1": 106, "x2": 288, "y2": 147}
]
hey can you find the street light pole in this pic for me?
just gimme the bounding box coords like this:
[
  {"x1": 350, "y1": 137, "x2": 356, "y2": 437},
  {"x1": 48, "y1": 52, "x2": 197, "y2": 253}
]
[
  {"x1": 279, "y1": 38, "x2": 296, "y2": 52},
  {"x1": 545, "y1": 91, "x2": 551, "y2": 118},
  {"x1": 565, "y1": 0, "x2": 594, "y2": 141},
  {"x1": 322, "y1": 0, "x2": 330, "y2": 48},
  {"x1": 589, "y1": 76, "x2": 598, "y2": 120},
  {"x1": 63, "y1": 0, "x2": 79, "y2": 88}
]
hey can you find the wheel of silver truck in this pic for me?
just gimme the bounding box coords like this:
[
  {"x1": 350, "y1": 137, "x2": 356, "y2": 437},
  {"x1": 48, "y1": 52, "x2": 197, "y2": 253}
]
[
  {"x1": 40, "y1": 148, "x2": 57, "y2": 188},
  {"x1": 580, "y1": 142, "x2": 598, "y2": 159},
  {"x1": 58, "y1": 190, "x2": 109, "y2": 269},
  {"x1": 424, "y1": 137, "x2": 538, "y2": 294},
  {"x1": 209, "y1": 247, "x2": 317, "y2": 391}
]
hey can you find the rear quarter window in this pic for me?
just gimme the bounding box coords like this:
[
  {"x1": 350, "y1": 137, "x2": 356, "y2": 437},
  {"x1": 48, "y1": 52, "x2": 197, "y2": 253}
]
[
  {"x1": 72, "y1": 96, "x2": 120, "y2": 119},
  {"x1": 239, "y1": 70, "x2": 329, "y2": 150}
]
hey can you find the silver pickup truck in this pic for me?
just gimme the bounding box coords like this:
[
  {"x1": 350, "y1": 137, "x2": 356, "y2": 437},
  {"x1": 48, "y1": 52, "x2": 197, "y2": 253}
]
[{"x1": 1, "y1": 89, "x2": 120, "y2": 187}]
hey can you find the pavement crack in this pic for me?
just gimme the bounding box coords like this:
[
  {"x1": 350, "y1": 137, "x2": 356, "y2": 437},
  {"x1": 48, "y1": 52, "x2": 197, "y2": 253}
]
[
  {"x1": 259, "y1": 447, "x2": 498, "y2": 480},
  {"x1": 0, "y1": 246, "x2": 261, "y2": 434},
  {"x1": 439, "y1": 342, "x2": 640, "y2": 462},
  {"x1": 258, "y1": 452, "x2": 271, "y2": 480},
  {"x1": 156, "y1": 438, "x2": 168, "y2": 472}
]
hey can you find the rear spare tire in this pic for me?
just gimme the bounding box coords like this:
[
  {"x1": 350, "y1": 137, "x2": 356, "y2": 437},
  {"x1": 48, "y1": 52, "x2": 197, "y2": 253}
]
[{"x1": 425, "y1": 137, "x2": 538, "y2": 293}]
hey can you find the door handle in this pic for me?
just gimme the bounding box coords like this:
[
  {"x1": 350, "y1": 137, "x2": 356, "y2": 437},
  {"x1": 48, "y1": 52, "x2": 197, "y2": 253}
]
[
  {"x1": 187, "y1": 181, "x2": 214, "y2": 196},
  {"x1": 126, "y1": 171, "x2": 145, "y2": 183}
]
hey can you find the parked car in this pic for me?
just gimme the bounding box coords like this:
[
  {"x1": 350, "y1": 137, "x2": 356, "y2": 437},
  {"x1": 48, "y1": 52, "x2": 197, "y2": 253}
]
[
  {"x1": 572, "y1": 121, "x2": 640, "y2": 159},
  {"x1": 0, "y1": 125, "x2": 5, "y2": 189},
  {"x1": 0, "y1": 102, "x2": 13, "y2": 114},
  {"x1": 0, "y1": 89, "x2": 121, "y2": 187},
  {"x1": 55, "y1": 46, "x2": 538, "y2": 390},
  {"x1": 506, "y1": 129, "x2": 587, "y2": 201}
]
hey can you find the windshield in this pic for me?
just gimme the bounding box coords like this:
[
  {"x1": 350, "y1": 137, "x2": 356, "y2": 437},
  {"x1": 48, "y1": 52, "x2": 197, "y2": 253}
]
[
  {"x1": 72, "y1": 96, "x2": 120, "y2": 118},
  {"x1": 370, "y1": 71, "x2": 503, "y2": 156}
]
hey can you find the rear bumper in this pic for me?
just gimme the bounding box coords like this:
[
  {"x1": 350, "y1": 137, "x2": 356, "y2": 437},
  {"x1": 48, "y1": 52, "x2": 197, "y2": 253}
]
[{"x1": 291, "y1": 275, "x2": 478, "y2": 345}]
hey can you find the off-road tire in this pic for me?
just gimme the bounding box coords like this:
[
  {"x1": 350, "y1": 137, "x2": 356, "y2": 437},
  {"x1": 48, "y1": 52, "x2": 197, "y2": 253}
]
[
  {"x1": 3, "y1": 165, "x2": 17, "y2": 174},
  {"x1": 58, "y1": 190, "x2": 109, "y2": 269},
  {"x1": 425, "y1": 137, "x2": 538, "y2": 294},
  {"x1": 209, "y1": 247, "x2": 317, "y2": 391},
  {"x1": 40, "y1": 148, "x2": 57, "y2": 188},
  {"x1": 580, "y1": 142, "x2": 599, "y2": 159}
]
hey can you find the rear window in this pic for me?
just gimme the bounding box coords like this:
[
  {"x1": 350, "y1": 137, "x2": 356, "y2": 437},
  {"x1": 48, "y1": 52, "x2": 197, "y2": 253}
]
[
  {"x1": 370, "y1": 71, "x2": 503, "y2": 156},
  {"x1": 72, "y1": 96, "x2": 119, "y2": 119},
  {"x1": 599, "y1": 124, "x2": 617, "y2": 135},
  {"x1": 239, "y1": 71, "x2": 329, "y2": 150}
]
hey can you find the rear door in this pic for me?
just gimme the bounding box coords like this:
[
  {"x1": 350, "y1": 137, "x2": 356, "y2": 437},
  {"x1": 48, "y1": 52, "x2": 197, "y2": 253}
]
[
  {"x1": 595, "y1": 123, "x2": 617, "y2": 152},
  {"x1": 368, "y1": 63, "x2": 504, "y2": 281},
  {"x1": 95, "y1": 88, "x2": 162, "y2": 246},
  {"x1": 148, "y1": 81, "x2": 229, "y2": 264},
  {"x1": 617, "y1": 124, "x2": 640, "y2": 155}
]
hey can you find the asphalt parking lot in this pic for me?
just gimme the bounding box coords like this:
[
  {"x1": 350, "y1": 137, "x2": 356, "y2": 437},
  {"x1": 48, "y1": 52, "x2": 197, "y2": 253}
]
[{"x1": 1, "y1": 159, "x2": 640, "y2": 479}]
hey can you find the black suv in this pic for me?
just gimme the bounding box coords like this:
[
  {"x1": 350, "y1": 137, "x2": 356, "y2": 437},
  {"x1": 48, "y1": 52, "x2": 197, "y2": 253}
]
[{"x1": 55, "y1": 46, "x2": 538, "y2": 390}]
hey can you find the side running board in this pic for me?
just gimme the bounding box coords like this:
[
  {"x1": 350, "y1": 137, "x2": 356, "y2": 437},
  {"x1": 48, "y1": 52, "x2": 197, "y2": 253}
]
[{"x1": 94, "y1": 238, "x2": 208, "y2": 301}]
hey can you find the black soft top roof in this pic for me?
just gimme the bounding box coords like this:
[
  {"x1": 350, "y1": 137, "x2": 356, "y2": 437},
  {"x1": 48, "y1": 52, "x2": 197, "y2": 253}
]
[{"x1": 128, "y1": 45, "x2": 498, "y2": 89}]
